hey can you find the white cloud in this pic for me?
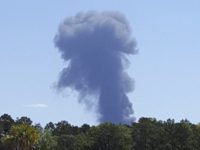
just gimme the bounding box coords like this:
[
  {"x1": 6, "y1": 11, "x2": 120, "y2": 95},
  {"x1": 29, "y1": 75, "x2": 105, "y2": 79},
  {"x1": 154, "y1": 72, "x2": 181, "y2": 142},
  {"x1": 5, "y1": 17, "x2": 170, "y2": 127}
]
[{"x1": 22, "y1": 103, "x2": 48, "y2": 108}]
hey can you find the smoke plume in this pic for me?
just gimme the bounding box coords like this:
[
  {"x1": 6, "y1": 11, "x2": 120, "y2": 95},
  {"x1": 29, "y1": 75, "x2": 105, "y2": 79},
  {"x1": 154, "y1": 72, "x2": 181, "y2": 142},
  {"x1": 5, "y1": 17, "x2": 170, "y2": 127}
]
[{"x1": 54, "y1": 11, "x2": 137, "y2": 124}]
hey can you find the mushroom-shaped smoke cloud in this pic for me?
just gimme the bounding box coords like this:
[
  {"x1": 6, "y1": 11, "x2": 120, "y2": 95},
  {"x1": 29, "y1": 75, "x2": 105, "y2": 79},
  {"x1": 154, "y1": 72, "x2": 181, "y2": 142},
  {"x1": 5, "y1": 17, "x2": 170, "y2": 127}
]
[{"x1": 54, "y1": 11, "x2": 137, "y2": 124}]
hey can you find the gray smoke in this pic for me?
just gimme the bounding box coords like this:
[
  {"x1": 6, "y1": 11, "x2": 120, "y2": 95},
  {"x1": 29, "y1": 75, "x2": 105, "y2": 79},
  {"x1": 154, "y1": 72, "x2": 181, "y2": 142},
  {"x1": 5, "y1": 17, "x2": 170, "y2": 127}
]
[{"x1": 54, "y1": 11, "x2": 137, "y2": 124}]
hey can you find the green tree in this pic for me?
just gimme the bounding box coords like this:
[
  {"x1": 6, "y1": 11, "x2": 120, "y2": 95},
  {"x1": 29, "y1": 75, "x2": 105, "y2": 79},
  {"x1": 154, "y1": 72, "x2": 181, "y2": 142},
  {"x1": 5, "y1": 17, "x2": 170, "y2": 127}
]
[
  {"x1": 0, "y1": 114, "x2": 15, "y2": 135},
  {"x1": 55, "y1": 134, "x2": 77, "y2": 150},
  {"x1": 132, "y1": 118, "x2": 165, "y2": 150},
  {"x1": 44, "y1": 122, "x2": 55, "y2": 131},
  {"x1": 173, "y1": 120, "x2": 194, "y2": 150},
  {"x1": 89, "y1": 123, "x2": 133, "y2": 150},
  {"x1": 194, "y1": 123, "x2": 200, "y2": 149},
  {"x1": 36, "y1": 129, "x2": 57, "y2": 150},
  {"x1": 75, "y1": 133, "x2": 93, "y2": 150},
  {"x1": 2, "y1": 124, "x2": 39, "y2": 150},
  {"x1": 16, "y1": 116, "x2": 32, "y2": 125},
  {"x1": 53, "y1": 121, "x2": 73, "y2": 136},
  {"x1": 80, "y1": 124, "x2": 90, "y2": 133}
]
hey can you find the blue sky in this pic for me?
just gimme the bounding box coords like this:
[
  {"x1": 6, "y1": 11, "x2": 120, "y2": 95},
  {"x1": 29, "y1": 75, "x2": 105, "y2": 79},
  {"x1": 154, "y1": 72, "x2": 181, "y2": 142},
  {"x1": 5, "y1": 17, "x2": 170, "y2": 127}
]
[{"x1": 0, "y1": 0, "x2": 200, "y2": 126}]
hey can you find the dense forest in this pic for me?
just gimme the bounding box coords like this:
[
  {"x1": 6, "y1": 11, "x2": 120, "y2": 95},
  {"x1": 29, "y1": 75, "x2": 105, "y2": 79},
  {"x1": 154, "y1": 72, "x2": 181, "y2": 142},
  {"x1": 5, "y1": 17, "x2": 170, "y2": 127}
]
[{"x1": 0, "y1": 114, "x2": 200, "y2": 150}]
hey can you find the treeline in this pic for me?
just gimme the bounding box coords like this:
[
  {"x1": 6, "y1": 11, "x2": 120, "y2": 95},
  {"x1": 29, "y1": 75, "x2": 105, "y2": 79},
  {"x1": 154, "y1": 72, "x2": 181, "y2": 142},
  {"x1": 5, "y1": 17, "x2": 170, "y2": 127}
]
[{"x1": 1, "y1": 114, "x2": 200, "y2": 150}]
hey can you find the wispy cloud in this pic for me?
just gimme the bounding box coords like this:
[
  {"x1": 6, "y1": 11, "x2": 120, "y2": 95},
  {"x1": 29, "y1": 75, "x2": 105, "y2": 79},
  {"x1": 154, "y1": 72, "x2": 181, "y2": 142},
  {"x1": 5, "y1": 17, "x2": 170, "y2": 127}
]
[{"x1": 22, "y1": 103, "x2": 48, "y2": 108}]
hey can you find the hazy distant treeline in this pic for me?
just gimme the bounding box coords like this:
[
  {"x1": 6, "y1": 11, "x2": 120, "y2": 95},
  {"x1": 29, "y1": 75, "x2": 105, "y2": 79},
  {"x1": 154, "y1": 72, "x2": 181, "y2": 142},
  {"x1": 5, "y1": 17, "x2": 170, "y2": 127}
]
[{"x1": 0, "y1": 114, "x2": 200, "y2": 150}]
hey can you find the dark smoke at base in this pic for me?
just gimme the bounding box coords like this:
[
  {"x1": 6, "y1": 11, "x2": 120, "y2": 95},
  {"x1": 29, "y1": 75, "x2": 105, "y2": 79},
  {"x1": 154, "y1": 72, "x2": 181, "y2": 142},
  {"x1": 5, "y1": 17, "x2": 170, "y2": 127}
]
[{"x1": 54, "y1": 11, "x2": 137, "y2": 124}]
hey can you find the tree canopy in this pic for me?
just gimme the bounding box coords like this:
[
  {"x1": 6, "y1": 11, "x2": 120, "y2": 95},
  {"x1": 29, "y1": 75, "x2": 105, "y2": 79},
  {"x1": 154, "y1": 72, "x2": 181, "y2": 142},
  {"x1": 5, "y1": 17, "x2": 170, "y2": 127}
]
[{"x1": 0, "y1": 114, "x2": 200, "y2": 150}]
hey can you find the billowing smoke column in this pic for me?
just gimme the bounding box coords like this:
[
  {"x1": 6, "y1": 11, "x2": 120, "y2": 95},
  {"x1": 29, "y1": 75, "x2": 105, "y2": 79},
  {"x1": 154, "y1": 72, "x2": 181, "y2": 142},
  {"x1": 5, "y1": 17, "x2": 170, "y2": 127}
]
[{"x1": 54, "y1": 11, "x2": 137, "y2": 124}]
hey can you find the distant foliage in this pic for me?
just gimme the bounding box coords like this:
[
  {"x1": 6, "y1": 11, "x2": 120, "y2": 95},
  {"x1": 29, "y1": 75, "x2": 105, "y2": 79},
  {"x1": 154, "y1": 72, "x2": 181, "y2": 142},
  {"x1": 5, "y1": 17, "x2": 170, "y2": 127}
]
[{"x1": 1, "y1": 114, "x2": 200, "y2": 150}]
